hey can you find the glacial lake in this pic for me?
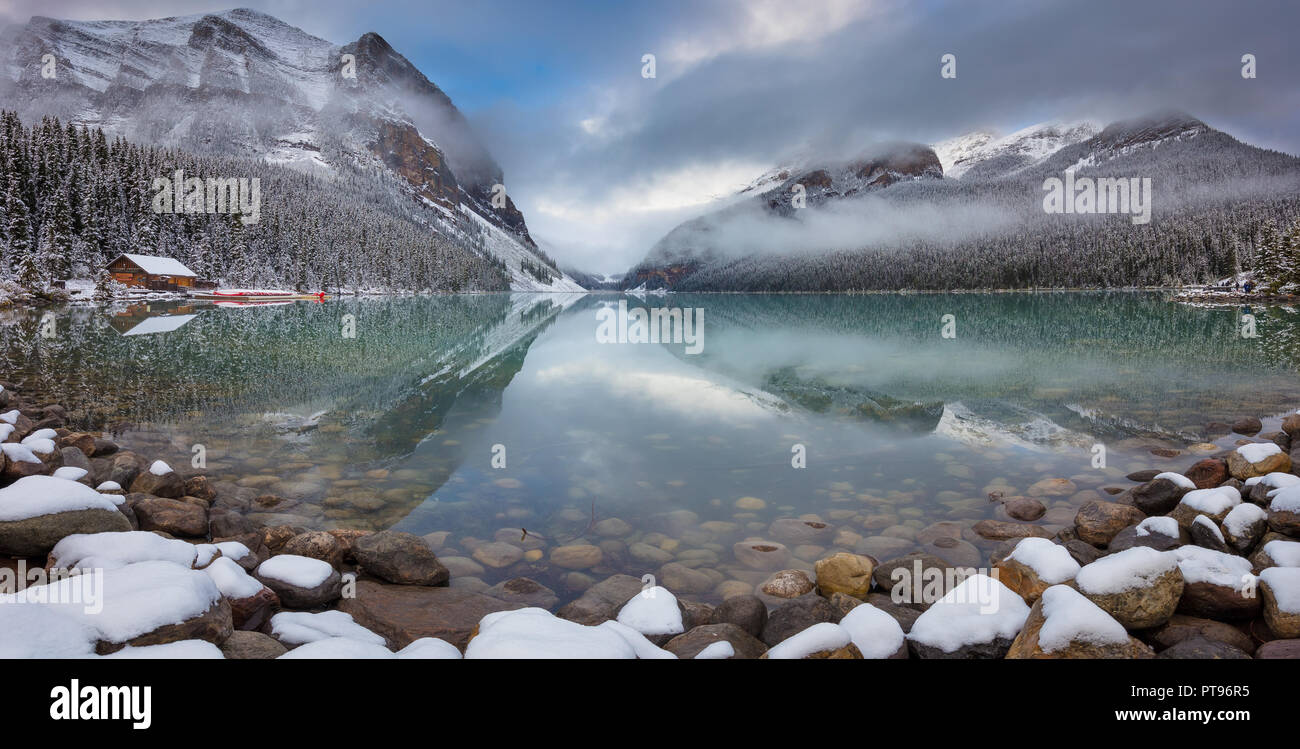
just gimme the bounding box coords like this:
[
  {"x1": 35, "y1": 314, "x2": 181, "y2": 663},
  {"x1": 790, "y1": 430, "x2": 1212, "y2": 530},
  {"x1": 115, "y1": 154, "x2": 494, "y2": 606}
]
[{"x1": 4, "y1": 292, "x2": 1299, "y2": 601}]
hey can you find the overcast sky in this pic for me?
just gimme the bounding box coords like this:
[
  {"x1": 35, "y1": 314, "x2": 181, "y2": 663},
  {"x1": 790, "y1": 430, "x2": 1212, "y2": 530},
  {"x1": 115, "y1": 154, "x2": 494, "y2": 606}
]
[{"x1": 4, "y1": 0, "x2": 1298, "y2": 274}]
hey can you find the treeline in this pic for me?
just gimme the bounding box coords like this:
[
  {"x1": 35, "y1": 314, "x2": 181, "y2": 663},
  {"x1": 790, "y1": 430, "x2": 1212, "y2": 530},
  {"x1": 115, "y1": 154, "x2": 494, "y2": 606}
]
[
  {"x1": 0, "y1": 111, "x2": 510, "y2": 293},
  {"x1": 640, "y1": 127, "x2": 1300, "y2": 292}
]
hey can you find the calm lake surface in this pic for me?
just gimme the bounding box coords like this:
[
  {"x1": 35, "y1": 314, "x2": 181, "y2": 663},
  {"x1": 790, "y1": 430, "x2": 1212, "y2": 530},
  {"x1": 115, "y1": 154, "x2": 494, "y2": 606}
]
[{"x1": 4, "y1": 292, "x2": 1299, "y2": 600}]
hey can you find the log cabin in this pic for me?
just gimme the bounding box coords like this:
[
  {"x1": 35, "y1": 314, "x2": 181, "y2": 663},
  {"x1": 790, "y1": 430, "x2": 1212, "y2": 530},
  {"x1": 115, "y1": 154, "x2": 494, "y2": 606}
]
[{"x1": 106, "y1": 254, "x2": 198, "y2": 290}]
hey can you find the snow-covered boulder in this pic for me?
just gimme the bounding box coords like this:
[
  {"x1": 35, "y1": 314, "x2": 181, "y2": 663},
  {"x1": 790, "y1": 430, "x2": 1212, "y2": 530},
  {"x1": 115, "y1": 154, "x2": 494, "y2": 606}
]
[
  {"x1": 1227, "y1": 442, "x2": 1291, "y2": 479},
  {"x1": 1172, "y1": 546, "x2": 1259, "y2": 620},
  {"x1": 206, "y1": 556, "x2": 278, "y2": 629},
  {"x1": 1075, "y1": 547, "x2": 1183, "y2": 629},
  {"x1": 271, "y1": 610, "x2": 387, "y2": 648},
  {"x1": 277, "y1": 637, "x2": 395, "y2": 659},
  {"x1": 763, "y1": 622, "x2": 862, "y2": 659},
  {"x1": 616, "y1": 586, "x2": 684, "y2": 640},
  {"x1": 464, "y1": 607, "x2": 675, "y2": 659},
  {"x1": 1256, "y1": 539, "x2": 1300, "y2": 568},
  {"x1": 1170, "y1": 486, "x2": 1241, "y2": 529},
  {"x1": 0, "y1": 475, "x2": 130, "y2": 555},
  {"x1": 1268, "y1": 484, "x2": 1300, "y2": 536},
  {"x1": 838, "y1": 603, "x2": 907, "y2": 658},
  {"x1": 5, "y1": 560, "x2": 230, "y2": 653},
  {"x1": 1189, "y1": 514, "x2": 1229, "y2": 553},
  {"x1": 995, "y1": 537, "x2": 1080, "y2": 603},
  {"x1": 50, "y1": 531, "x2": 198, "y2": 570},
  {"x1": 1259, "y1": 567, "x2": 1300, "y2": 638},
  {"x1": 1222, "y1": 503, "x2": 1269, "y2": 552},
  {"x1": 906, "y1": 574, "x2": 1030, "y2": 658},
  {"x1": 1007, "y1": 585, "x2": 1154, "y2": 659},
  {"x1": 255, "y1": 554, "x2": 341, "y2": 608}
]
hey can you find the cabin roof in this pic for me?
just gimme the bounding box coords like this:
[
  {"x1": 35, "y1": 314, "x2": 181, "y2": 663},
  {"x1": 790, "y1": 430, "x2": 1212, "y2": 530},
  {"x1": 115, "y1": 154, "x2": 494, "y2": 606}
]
[{"x1": 111, "y1": 253, "x2": 197, "y2": 277}]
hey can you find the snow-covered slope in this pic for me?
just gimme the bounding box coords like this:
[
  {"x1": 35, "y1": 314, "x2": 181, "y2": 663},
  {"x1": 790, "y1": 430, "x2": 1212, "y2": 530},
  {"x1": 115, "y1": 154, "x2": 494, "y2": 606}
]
[
  {"x1": 0, "y1": 8, "x2": 582, "y2": 292},
  {"x1": 933, "y1": 121, "x2": 1101, "y2": 179}
]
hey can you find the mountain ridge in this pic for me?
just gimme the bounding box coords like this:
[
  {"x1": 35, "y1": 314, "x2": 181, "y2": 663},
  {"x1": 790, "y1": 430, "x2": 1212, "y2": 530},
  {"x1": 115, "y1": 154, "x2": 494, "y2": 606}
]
[{"x1": 0, "y1": 7, "x2": 582, "y2": 291}]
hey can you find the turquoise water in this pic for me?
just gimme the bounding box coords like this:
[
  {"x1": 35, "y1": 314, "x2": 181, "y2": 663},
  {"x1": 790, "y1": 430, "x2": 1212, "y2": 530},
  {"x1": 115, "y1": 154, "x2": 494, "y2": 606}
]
[{"x1": 4, "y1": 292, "x2": 1298, "y2": 600}]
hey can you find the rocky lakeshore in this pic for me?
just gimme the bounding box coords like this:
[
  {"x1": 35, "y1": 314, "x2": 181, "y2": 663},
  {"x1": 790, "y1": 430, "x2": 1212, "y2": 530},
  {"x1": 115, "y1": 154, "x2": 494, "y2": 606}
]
[{"x1": 1, "y1": 378, "x2": 1299, "y2": 659}]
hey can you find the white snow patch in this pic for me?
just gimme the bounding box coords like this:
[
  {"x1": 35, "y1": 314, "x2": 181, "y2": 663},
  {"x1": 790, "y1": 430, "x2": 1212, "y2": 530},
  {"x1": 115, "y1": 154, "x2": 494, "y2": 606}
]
[
  {"x1": 1173, "y1": 545, "x2": 1253, "y2": 587},
  {"x1": 1263, "y1": 540, "x2": 1300, "y2": 567},
  {"x1": 1075, "y1": 547, "x2": 1178, "y2": 595},
  {"x1": 465, "y1": 607, "x2": 674, "y2": 659},
  {"x1": 1136, "y1": 516, "x2": 1180, "y2": 538},
  {"x1": 1006, "y1": 537, "x2": 1080, "y2": 584},
  {"x1": 256, "y1": 555, "x2": 334, "y2": 588},
  {"x1": 0, "y1": 475, "x2": 122, "y2": 521},
  {"x1": 50, "y1": 531, "x2": 197, "y2": 570},
  {"x1": 396, "y1": 638, "x2": 462, "y2": 659},
  {"x1": 766, "y1": 622, "x2": 852, "y2": 659},
  {"x1": 1236, "y1": 442, "x2": 1282, "y2": 464},
  {"x1": 102, "y1": 640, "x2": 224, "y2": 659},
  {"x1": 271, "y1": 610, "x2": 385, "y2": 646},
  {"x1": 1036, "y1": 584, "x2": 1130, "y2": 653},
  {"x1": 203, "y1": 557, "x2": 265, "y2": 599},
  {"x1": 838, "y1": 604, "x2": 906, "y2": 658},
  {"x1": 1179, "y1": 487, "x2": 1240, "y2": 515},
  {"x1": 1271, "y1": 484, "x2": 1300, "y2": 513},
  {"x1": 0, "y1": 605, "x2": 98, "y2": 658},
  {"x1": 278, "y1": 637, "x2": 395, "y2": 659},
  {"x1": 148, "y1": 460, "x2": 173, "y2": 476},
  {"x1": 1153, "y1": 472, "x2": 1196, "y2": 490},
  {"x1": 1223, "y1": 503, "x2": 1267, "y2": 538},
  {"x1": 1260, "y1": 567, "x2": 1300, "y2": 612},
  {"x1": 616, "y1": 586, "x2": 684, "y2": 636},
  {"x1": 1, "y1": 443, "x2": 42, "y2": 464},
  {"x1": 906, "y1": 574, "x2": 1030, "y2": 653},
  {"x1": 53, "y1": 467, "x2": 89, "y2": 481},
  {"x1": 694, "y1": 641, "x2": 735, "y2": 659}
]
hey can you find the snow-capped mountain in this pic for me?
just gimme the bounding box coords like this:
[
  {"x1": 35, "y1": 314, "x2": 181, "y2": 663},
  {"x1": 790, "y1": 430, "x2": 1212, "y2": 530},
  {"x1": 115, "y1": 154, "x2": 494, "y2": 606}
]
[
  {"x1": 623, "y1": 111, "x2": 1300, "y2": 291},
  {"x1": 0, "y1": 8, "x2": 583, "y2": 291},
  {"x1": 626, "y1": 142, "x2": 944, "y2": 288},
  {"x1": 932, "y1": 120, "x2": 1101, "y2": 179}
]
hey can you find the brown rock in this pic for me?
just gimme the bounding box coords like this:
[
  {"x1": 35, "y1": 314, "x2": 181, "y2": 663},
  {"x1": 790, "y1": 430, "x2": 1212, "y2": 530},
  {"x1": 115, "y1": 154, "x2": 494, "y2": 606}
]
[
  {"x1": 281, "y1": 531, "x2": 347, "y2": 568},
  {"x1": 229, "y1": 586, "x2": 279, "y2": 630},
  {"x1": 1145, "y1": 614, "x2": 1256, "y2": 655},
  {"x1": 1074, "y1": 500, "x2": 1144, "y2": 546},
  {"x1": 973, "y1": 519, "x2": 1051, "y2": 541},
  {"x1": 130, "y1": 495, "x2": 208, "y2": 537},
  {"x1": 1003, "y1": 497, "x2": 1046, "y2": 522},
  {"x1": 1255, "y1": 639, "x2": 1300, "y2": 658},
  {"x1": 664, "y1": 623, "x2": 768, "y2": 659},
  {"x1": 338, "y1": 579, "x2": 523, "y2": 650},
  {"x1": 1184, "y1": 458, "x2": 1228, "y2": 490},
  {"x1": 556, "y1": 574, "x2": 644, "y2": 625},
  {"x1": 354, "y1": 531, "x2": 450, "y2": 586},
  {"x1": 128, "y1": 469, "x2": 185, "y2": 498},
  {"x1": 220, "y1": 630, "x2": 287, "y2": 659},
  {"x1": 813, "y1": 552, "x2": 875, "y2": 599}
]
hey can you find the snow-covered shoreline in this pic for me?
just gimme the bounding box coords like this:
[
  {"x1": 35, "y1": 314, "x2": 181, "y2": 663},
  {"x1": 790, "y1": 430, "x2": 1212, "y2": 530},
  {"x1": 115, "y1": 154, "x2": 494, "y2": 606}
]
[{"x1": 0, "y1": 382, "x2": 1297, "y2": 659}]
